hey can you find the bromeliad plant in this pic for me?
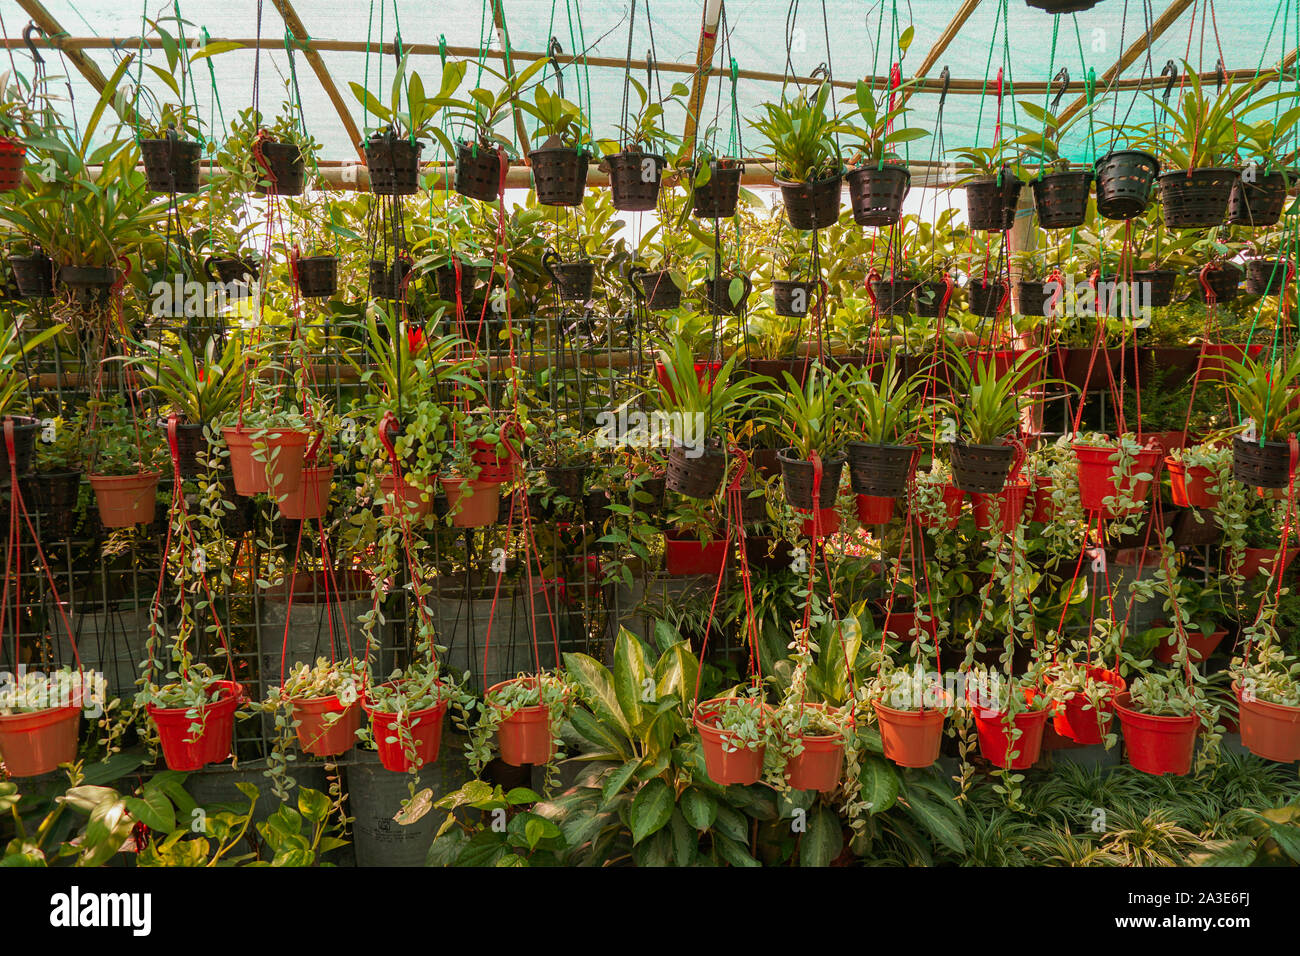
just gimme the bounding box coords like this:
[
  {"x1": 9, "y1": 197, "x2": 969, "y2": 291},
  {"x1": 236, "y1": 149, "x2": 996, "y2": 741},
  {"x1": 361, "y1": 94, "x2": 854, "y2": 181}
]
[{"x1": 750, "y1": 81, "x2": 843, "y2": 185}]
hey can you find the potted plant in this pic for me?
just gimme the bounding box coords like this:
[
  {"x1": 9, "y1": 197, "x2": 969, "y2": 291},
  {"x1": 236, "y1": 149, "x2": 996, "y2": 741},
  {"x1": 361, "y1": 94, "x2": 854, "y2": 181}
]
[
  {"x1": 0, "y1": 69, "x2": 34, "y2": 192},
  {"x1": 140, "y1": 661, "x2": 245, "y2": 772},
  {"x1": 351, "y1": 55, "x2": 445, "y2": 195},
  {"x1": 261, "y1": 656, "x2": 369, "y2": 789},
  {"x1": 839, "y1": 68, "x2": 926, "y2": 225},
  {"x1": 1093, "y1": 120, "x2": 1161, "y2": 220},
  {"x1": 1228, "y1": 95, "x2": 1299, "y2": 226},
  {"x1": 1223, "y1": 350, "x2": 1300, "y2": 490},
  {"x1": 1113, "y1": 667, "x2": 1215, "y2": 776},
  {"x1": 87, "y1": 398, "x2": 165, "y2": 529},
  {"x1": 663, "y1": 498, "x2": 728, "y2": 577},
  {"x1": 469, "y1": 673, "x2": 572, "y2": 791},
  {"x1": 520, "y1": 84, "x2": 592, "y2": 207},
  {"x1": 0, "y1": 667, "x2": 97, "y2": 777},
  {"x1": 870, "y1": 660, "x2": 950, "y2": 768},
  {"x1": 1153, "y1": 578, "x2": 1229, "y2": 664},
  {"x1": 127, "y1": 21, "x2": 214, "y2": 194},
  {"x1": 1071, "y1": 431, "x2": 1163, "y2": 518},
  {"x1": 950, "y1": 145, "x2": 1024, "y2": 232},
  {"x1": 1044, "y1": 655, "x2": 1125, "y2": 746},
  {"x1": 844, "y1": 355, "x2": 920, "y2": 501},
  {"x1": 27, "y1": 414, "x2": 85, "y2": 540},
  {"x1": 1233, "y1": 633, "x2": 1300, "y2": 764},
  {"x1": 362, "y1": 659, "x2": 470, "y2": 773},
  {"x1": 694, "y1": 690, "x2": 770, "y2": 785},
  {"x1": 771, "y1": 364, "x2": 848, "y2": 512},
  {"x1": 751, "y1": 81, "x2": 843, "y2": 230},
  {"x1": 0, "y1": 317, "x2": 62, "y2": 474},
  {"x1": 1009, "y1": 100, "x2": 1094, "y2": 229},
  {"x1": 968, "y1": 664, "x2": 1053, "y2": 770},
  {"x1": 599, "y1": 76, "x2": 687, "y2": 211},
  {"x1": 944, "y1": 352, "x2": 1036, "y2": 494},
  {"x1": 686, "y1": 145, "x2": 744, "y2": 220}
]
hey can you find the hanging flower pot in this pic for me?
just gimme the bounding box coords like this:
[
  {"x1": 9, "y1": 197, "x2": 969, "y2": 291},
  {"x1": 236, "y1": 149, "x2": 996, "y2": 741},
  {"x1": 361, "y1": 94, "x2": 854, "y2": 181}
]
[
  {"x1": 1192, "y1": 263, "x2": 1243, "y2": 303},
  {"x1": 778, "y1": 449, "x2": 845, "y2": 511},
  {"x1": 1155, "y1": 629, "x2": 1226, "y2": 664},
  {"x1": 1166, "y1": 458, "x2": 1219, "y2": 508},
  {"x1": 950, "y1": 442, "x2": 1016, "y2": 495},
  {"x1": 59, "y1": 265, "x2": 117, "y2": 304},
  {"x1": 1026, "y1": 0, "x2": 1104, "y2": 11},
  {"x1": 0, "y1": 414, "x2": 38, "y2": 475},
  {"x1": 529, "y1": 147, "x2": 590, "y2": 206},
  {"x1": 160, "y1": 419, "x2": 207, "y2": 479},
  {"x1": 0, "y1": 701, "x2": 81, "y2": 777},
  {"x1": 1093, "y1": 149, "x2": 1159, "y2": 220},
  {"x1": 1072, "y1": 442, "x2": 1162, "y2": 515},
  {"x1": 8, "y1": 252, "x2": 55, "y2": 298},
  {"x1": 456, "y1": 140, "x2": 506, "y2": 201},
  {"x1": 784, "y1": 706, "x2": 846, "y2": 792},
  {"x1": 89, "y1": 471, "x2": 160, "y2": 528},
  {"x1": 1031, "y1": 169, "x2": 1092, "y2": 228},
  {"x1": 878, "y1": 604, "x2": 938, "y2": 642},
  {"x1": 628, "y1": 267, "x2": 681, "y2": 310},
  {"x1": 772, "y1": 279, "x2": 819, "y2": 317},
  {"x1": 1158, "y1": 168, "x2": 1239, "y2": 229},
  {"x1": 1133, "y1": 268, "x2": 1177, "y2": 307},
  {"x1": 1234, "y1": 682, "x2": 1300, "y2": 763},
  {"x1": 694, "y1": 698, "x2": 766, "y2": 785},
  {"x1": 846, "y1": 162, "x2": 909, "y2": 226},
  {"x1": 471, "y1": 436, "x2": 523, "y2": 484},
  {"x1": 442, "y1": 477, "x2": 500, "y2": 528},
  {"x1": 140, "y1": 136, "x2": 203, "y2": 193},
  {"x1": 292, "y1": 693, "x2": 362, "y2": 757},
  {"x1": 362, "y1": 689, "x2": 447, "y2": 772},
  {"x1": 606, "y1": 149, "x2": 664, "y2": 210},
  {"x1": 1240, "y1": 546, "x2": 1298, "y2": 581},
  {"x1": 277, "y1": 464, "x2": 333, "y2": 521},
  {"x1": 1014, "y1": 278, "x2": 1059, "y2": 317},
  {"x1": 1232, "y1": 436, "x2": 1293, "y2": 489},
  {"x1": 1227, "y1": 168, "x2": 1288, "y2": 226},
  {"x1": 966, "y1": 278, "x2": 1008, "y2": 316},
  {"x1": 856, "y1": 493, "x2": 896, "y2": 524},
  {"x1": 434, "y1": 260, "x2": 480, "y2": 303},
  {"x1": 25, "y1": 469, "x2": 82, "y2": 541},
  {"x1": 1244, "y1": 258, "x2": 1292, "y2": 296},
  {"x1": 964, "y1": 175, "x2": 1023, "y2": 231},
  {"x1": 543, "y1": 464, "x2": 588, "y2": 501},
  {"x1": 913, "y1": 279, "x2": 952, "y2": 318},
  {"x1": 691, "y1": 159, "x2": 743, "y2": 218},
  {"x1": 254, "y1": 139, "x2": 305, "y2": 196},
  {"x1": 744, "y1": 535, "x2": 794, "y2": 572},
  {"x1": 778, "y1": 172, "x2": 843, "y2": 230},
  {"x1": 365, "y1": 131, "x2": 423, "y2": 195},
  {"x1": 378, "y1": 473, "x2": 433, "y2": 519},
  {"x1": 223, "y1": 427, "x2": 309, "y2": 497},
  {"x1": 867, "y1": 278, "x2": 917, "y2": 316},
  {"x1": 664, "y1": 443, "x2": 727, "y2": 499},
  {"x1": 698, "y1": 273, "x2": 752, "y2": 315},
  {"x1": 147, "y1": 680, "x2": 244, "y2": 772},
  {"x1": 799, "y1": 507, "x2": 840, "y2": 539},
  {"x1": 971, "y1": 480, "x2": 1029, "y2": 533},
  {"x1": 664, "y1": 533, "x2": 728, "y2": 576},
  {"x1": 489, "y1": 680, "x2": 555, "y2": 767},
  {"x1": 1028, "y1": 473, "x2": 1055, "y2": 522},
  {"x1": 541, "y1": 251, "x2": 595, "y2": 303},
  {"x1": 369, "y1": 258, "x2": 413, "y2": 299},
  {"x1": 846, "y1": 442, "x2": 916, "y2": 497},
  {"x1": 874, "y1": 700, "x2": 946, "y2": 768},
  {"x1": 915, "y1": 482, "x2": 964, "y2": 528},
  {"x1": 972, "y1": 691, "x2": 1050, "y2": 770},
  {"x1": 1051, "y1": 667, "x2": 1125, "y2": 745},
  {"x1": 294, "y1": 255, "x2": 338, "y2": 298},
  {"x1": 0, "y1": 136, "x2": 26, "y2": 191},
  {"x1": 1113, "y1": 692, "x2": 1198, "y2": 776}
]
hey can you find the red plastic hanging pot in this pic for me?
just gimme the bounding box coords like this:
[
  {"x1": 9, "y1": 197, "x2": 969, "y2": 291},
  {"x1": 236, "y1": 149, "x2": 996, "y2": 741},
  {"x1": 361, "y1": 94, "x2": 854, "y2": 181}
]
[
  {"x1": 856, "y1": 493, "x2": 896, "y2": 523},
  {"x1": 223, "y1": 427, "x2": 309, "y2": 496},
  {"x1": 915, "y1": 483, "x2": 963, "y2": 529},
  {"x1": 695, "y1": 698, "x2": 767, "y2": 785},
  {"x1": 972, "y1": 691, "x2": 1050, "y2": 769},
  {"x1": 1050, "y1": 667, "x2": 1126, "y2": 745},
  {"x1": 1195, "y1": 343, "x2": 1265, "y2": 383},
  {"x1": 378, "y1": 473, "x2": 434, "y2": 519},
  {"x1": 292, "y1": 693, "x2": 362, "y2": 757},
  {"x1": 362, "y1": 691, "x2": 447, "y2": 772},
  {"x1": 1240, "y1": 546, "x2": 1298, "y2": 580},
  {"x1": 971, "y1": 481, "x2": 1029, "y2": 533},
  {"x1": 664, "y1": 533, "x2": 727, "y2": 576},
  {"x1": 277, "y1": 464, "x2": 333, "y2": 520},
  {"x1": 1234, "y1": 682, "x2": 1300, "y2": 763},
  {"x1": 0, "y1": 703, "x2": 81, "y2": 777},
  {"x1": 800, "y1": 507, "x2": 840, "y2": 538},
  {"x1": 489, "y1": 680, "x2": 555, "y2": 767},
  {"x1": 785, "y1": 714, "x2": 846, "y2": 793},
  {"x1": 654, "y1": 360, "x2": 723, "y2": 403},
  {"x1": 89, "y1": 471, "x2": 160, "y2": 528},
  {"x1": 1155, "y1": 628, "x2": 1226, "y2": 664},
  {"x1": 1113, "y1": 691, "x2": 1198, "y2": 775},
  {"x1": 1166, "y1": 458, "x2": 1219, "y2": 509},
  {"x1": 0, "y1": 138, "x2": 26, "y2": 191},
  {"x1": 1142, "y1": 430, "x2": 1187, "y2": 456},
  {"x1": 879, "y1": 605, "x2": 937, "y2": 642},
  {"x1": 471, "y1": 438, "x2": 522, "y2": 484},
  {"x1": 443, "y1": 477, "x2": 500, "y2": 528},
  {"x1": 147, "y1": 680, "x2": 244, "y2": 772},
  {"x1": 874, "y1": 700, "x2": 946, "y2": 768},
  {"x1": 1073, "y1": 443, "x2": 1162, "y2": 516},
  {"x1": 1029, "y1": 474, "x2": 1055, "y2": 522}
]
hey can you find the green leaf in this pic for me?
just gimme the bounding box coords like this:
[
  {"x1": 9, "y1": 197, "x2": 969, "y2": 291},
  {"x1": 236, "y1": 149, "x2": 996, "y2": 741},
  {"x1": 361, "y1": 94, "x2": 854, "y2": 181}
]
[
  {"x1": 903, "y1": 790, "x2": 965, "y2": 855},
  {"x1": 564, "y1": 651, "x2": 633, "y2": 741},
  {"x1": 298, "y1": 788, "x2": 331, "y2": 825},
  {"x1": 613, "y1": 628, "x2": 648, "y2": 732},
  {"x1": 629, "y1": 778, "x2": 674, "y2": 844},
  {"x1": 124, "y1": 790, "x2": 175, "y2": 834},
  {"x1": 679, "y1": 787, "x2": 718, "y2": 830},
  {"x1": 1269, "y1": 823, "x2": 1300, "y2": 863},
  {"x1": 601, "y1": 758, "x2": 644, "y2": 808},
  {"x1": 859, "y1": 755, "x2": 900, "y2": 813},
  {"x1": 800, "y1": 804, "x2": 843, "y2": 867}
]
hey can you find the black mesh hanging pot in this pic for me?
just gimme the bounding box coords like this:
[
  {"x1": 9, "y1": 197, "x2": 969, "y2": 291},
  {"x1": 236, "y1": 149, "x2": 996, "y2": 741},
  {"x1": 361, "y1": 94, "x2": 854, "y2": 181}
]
[
  {"x1": 141, "y1": 137, "x2": 203, "y2": 193},
  {"x1": 1227, "y1": 168, "x2": 1289, "y2": 226},
  {"x1": 1158, "y1": 168, "x2": 1239, "y2": 229},
  {"x1": 529, "y1": 147, "x2": 590, "y2": 206},
  {"x1": 777, "y1": 172, "x2": 843, "y2": 230},
  {"x1": 846, "y1": 163, "x2": 910, "y2": 226},
  {"x1": 365, "y1": 132, "x2": 423, "y2": 196},
  {"x1": 607, "y1": 150, "x2": 665, "y2": 211},
  {"x1": 965, "y1": 175, "x2": 1023, "y2": 231},
  {"x1": 772, "y1": 279, "x2": 819, "y2": 317},
  {"x1": 294, "y1": 255, "x2": 338, "y2": 298},
  {"x1": 1031, "y1": 170, "x2": 1092, "y2": 228},
  {"x1": 1094, "y1": 149, "x2": 1159, "y2": 220},
  {"x1": 691, "y1": 160, "x2": 743, "y2": 218},
  {"x1": 456, "y1": 141, "x2": 506, "y2": 202},
  {"x1": 628, "y1": 267, "x2": 682, "y2": 311}
]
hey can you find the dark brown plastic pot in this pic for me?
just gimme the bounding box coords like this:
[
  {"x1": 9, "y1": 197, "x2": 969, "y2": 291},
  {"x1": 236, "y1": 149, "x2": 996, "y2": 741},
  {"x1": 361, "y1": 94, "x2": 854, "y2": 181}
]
[
  {"x1": 691, "y1": 160, "x2": 743, "y2": 218},
  {"x1": 869, "y1": 278, "x2": 917, "y2": 316},
  {"x1": 699, "y1": 274, "x2": 752, "y2": 315},
  {"x1": 777, "y1": 449, "x2": 845, "y2": 510},
  {"x1": 966, "y1": 279, "x2": 1008, "y2": 317},
  {"x1": 140, "y1": 137, "x2": 202, "y2": 193},
  {"x1": 1133, "y1": 268, "x2": 1177, "y2": 307},
  {"x1": 58, "y1": 265, "x2": 116, "y2": 304},
  {"x1": 628, "y1": 268, "x2": 681, "y2": 310},
  {"x1": 0, "y1": 415, "x2": 38, "y2": 475},
  {"x1": 1227, "y1": 168, "x2": 1288, "y2": 226},
  {"x1": 369, "y1": 258, "x2": 413, "y2": 299},
  {"x1": 1094, "y1": 149, "x2": 1159, "y2": 220},
  {"x1": 777, "y1": 173, "x2": 842, "y2": 230},
  {"x1": 529, "y1": 147, "x2": 590, "y2": 206},
  {"x1": 294, "y1": 255, "x2": 338, "y2": 298},
  {"x1": 1015, "y1": 279, "x2": 1060, "y2": 317},
  {"x1": 846, "y1": 163, "x2": 909, "y2": 226},
  {"x1": 542, "y1": 253, "x2": 595, "y2": 302},
  {"x1": 913, "y1": 279, "x2": 952, "y2": 318},
  {"x1": 434, "y1": 260, "x2": 480, "y2": 303},
  {"x1": 950, "y1": 442, "x2": 1015, "y2": 494},
  {"x1": 1031, "y1": 169, "x2": 1092, "y2": 228},
  {"x1": 205, "y1": 255, "x2": 261, "y2": 285},
  {"x1": 166, "y1": 419, "x2": 209, "y2": 478},
  {"x1": 1244, "y1": 258, "x2": 1292, "y2": 296},
  {"x1": 456, "y1": 141, "x2": 505, "y2": 201},
  {"x1": 664, "y1": 443, "x2": 727, "y2": 499},
  {"x1": 1158, "y1": 167, "x2": 1239, "y2": 229},
  {"x1": 772, "y1": 279, "x2": 818, "y2": 317},
  {"x1": 1233, "y1": 436, "x2": 1293, "y2": 489},
  {"x1": 254, "y1": 140, "x2": 304, "y2": 196},
  {"x1": 845, "y1": 442, "x2": 916, "y2": 497},
  {"x1": 365, "y1": 134, "x2": 423, "y2": 195},
  {"x1": 8, "y1": 253, "x2": 55, "y2": 298},
  {"x1": 965, "y1": 175, "x2": 1023, "y2": 231},
  {"x1": 23, "y1": 469, "x2": 81, "y2": 540},
  {"x1": 607, "y1": 150, "x2": 664, "y2": 211},
  {"x1": 1192, "y1": 263, "x2": 1243, "y2": 303}
]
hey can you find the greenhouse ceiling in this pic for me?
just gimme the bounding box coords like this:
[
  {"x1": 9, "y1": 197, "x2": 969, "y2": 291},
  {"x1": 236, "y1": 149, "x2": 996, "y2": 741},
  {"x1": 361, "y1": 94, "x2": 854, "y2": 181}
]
[{"x1": 2, "y1": 0, "x2": 1296, "y2": 178}]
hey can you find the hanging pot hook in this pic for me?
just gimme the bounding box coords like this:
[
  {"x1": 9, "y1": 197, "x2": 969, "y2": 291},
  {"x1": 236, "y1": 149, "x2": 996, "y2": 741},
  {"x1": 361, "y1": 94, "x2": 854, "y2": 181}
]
[
  {"x1": 1050, "y1": 68, "x2": 1070, "y2": 114},
  {"x1": 1160, "y1": 60, "x2": 1178, "y2": 103},
  {"x1": 547, "y1": 37, "x2": 565, "y2": 100},
  {"x1": 22, "y1": 22, "x2": 45, "y2": 68},
  {"x1": 938, "y1": 66, "x2": 951, "y2": 112}
]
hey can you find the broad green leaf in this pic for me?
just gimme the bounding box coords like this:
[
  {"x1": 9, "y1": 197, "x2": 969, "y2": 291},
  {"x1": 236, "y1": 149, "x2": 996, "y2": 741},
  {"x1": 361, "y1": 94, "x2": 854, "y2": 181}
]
[
  {"x1": 800, "y1": 804, "x2": 843, "y2": 867},
  {"x1": 629, "y1": 778, "x2": 673, "y2": 844}
]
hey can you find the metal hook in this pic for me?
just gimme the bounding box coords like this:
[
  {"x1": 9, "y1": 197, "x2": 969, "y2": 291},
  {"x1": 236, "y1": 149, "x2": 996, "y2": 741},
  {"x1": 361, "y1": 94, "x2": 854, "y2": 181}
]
[
  {"x1": 393, "y1": 30, "x2": 404, "y2": 66},
  {"x1": 1160, "y1": 59, "x2": 1178, "y2": 103},
  {"x1": 23, "y1": 22, "x2": 45, "y2": 67},
  {"x1": 938, "y1": 66, "x2": 951, "y2": 110},
  {"x1": 548, "y1": 37, "x2": 565, "y2": 99},
  {"x1": 646, "y1": 48, "x2": 654, "y2": 92},
  {"x1": 1051, "y1": 68, "x2": 1070, "y2": 113},
  {"x1": 1215, "y1": 58, "x2": 1225, "y2": 91}
]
